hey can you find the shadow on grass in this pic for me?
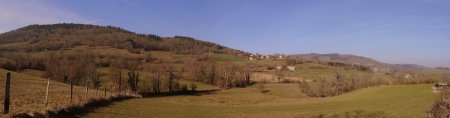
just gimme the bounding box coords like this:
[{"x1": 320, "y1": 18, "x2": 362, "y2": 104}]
[
  {"x1": 311, "y1": 110, "x2": 390, "y2": 118},
  {"x1": 12, "y1": 89, "x2": 221, "y2": 118},
  {"x1": 140, "y1": 89, "x2": 221, "y2": 98},
  {"x1": 12, "y1": 96, "x2": 134, "y2": 118}
]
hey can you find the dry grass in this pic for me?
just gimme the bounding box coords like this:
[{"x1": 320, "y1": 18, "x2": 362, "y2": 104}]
[
  {"x1": 0, "y1": 68, "x2": 113, "y2": 117},
  {"x1": 85, "y1": 84, "x2": 437, "y2": 118}
]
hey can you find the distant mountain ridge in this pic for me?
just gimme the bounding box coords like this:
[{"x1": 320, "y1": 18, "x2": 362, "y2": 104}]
[
  {"x1": 291, "y1": 53, "x2": 386, "y2": 66},
  {"x1": 395, "y1": 64, "x2": 427, "y2": 69},
  {"x1": 290, "y1": 53, "x2": 427, "y2": 70}
]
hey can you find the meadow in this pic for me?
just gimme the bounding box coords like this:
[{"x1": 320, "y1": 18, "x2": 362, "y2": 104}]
[{"x1": 85, "y1": 84, "x2": 437, "y2": 118}]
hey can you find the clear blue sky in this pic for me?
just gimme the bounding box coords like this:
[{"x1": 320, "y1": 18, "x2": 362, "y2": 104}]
[{"x1": 0, "y1": 0, "x2": 449, "y2": 67}]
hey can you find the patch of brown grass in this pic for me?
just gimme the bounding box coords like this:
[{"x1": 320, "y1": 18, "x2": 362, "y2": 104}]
[{"x1": 0, "y1": 68, "x2": 114, "y2": 117}]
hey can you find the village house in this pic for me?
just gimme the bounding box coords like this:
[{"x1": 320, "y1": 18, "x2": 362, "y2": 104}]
[
  {"x1": 404, "y1": 74, "x2": 413, "y2": 79},
  {"x1": 276, "y1": 66, "x2": 283, "y2": 70},
  {"x1": 287, "y1": 66, "x2": 296, "y2": 71},
  {"x1": 248, "y1": 55, "x2": 255, "y2": 60},
  {"x1": 277, "y1": 55, "x2": 284, "y2": 59}
]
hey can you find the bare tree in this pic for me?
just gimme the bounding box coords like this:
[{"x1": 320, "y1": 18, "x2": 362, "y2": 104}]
[
  {"x1": 110, "y1": 59, "x2": 123, "y2": 94},
  {"x1": 151, "y1": 72, "x2": 162, "y2": 94},
  {"x1": 125, "y1": 59, "x2": 141, "y2": 93},
  {"x1": 168, "y1": 65, "x2": 175, "y2": 93},
  {"x1": 207, "y1": 62, "x2": 216, "y2": 84}
]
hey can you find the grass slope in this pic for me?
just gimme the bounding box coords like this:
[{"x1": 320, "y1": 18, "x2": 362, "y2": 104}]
[
  {"x1": 85, "y1": 84, "x2": 437, "y2": 118},
  {"x1": 0, "y1": 69, "x2": 109, "y2": 116}
]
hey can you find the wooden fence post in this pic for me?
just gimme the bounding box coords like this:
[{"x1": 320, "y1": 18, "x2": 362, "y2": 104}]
[
  {"x1": 70, "y1": 81, "x2": 73, "y2": 103},
  {"x1": 45, "y1": 77, "x2": 50, "y2": 107},
  {"x1": 104, "y1": 85, "x2": 107, "y2": 97},
  {"x1": 110, "y1": 85, "x2": 113, "y2": 97},
  {"x1": 4, "y1": 72, "x2": 11, "y2": 114},
  {"x1": 85, "y1": 83, "x2": 88, "y2": 100}
]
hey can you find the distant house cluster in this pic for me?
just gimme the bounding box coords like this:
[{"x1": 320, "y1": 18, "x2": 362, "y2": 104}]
[
  {"x1": 404, "y1": 74, "x2": 413, "y2": 79},
  {"x1": 372, "y1": 67, "x2": 395, "y2": 73},
  {"x1": 248, "y1": 54, "x2": 271, "y2": 60},
  {"x1": 248, "y1": 54, "x2": 285, "y2": 60},
  {"x1": 275, "y1": 65, "x2": 296, "y2": 71}
]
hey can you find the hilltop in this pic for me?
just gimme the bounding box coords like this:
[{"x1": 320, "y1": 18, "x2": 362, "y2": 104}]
[
  {"x1": 290, "y1": 53, "x2": 430, "y2": 72},
  {"x1": 0, "y1": 23, "x2": 248, "y2": 56},
  {"x1": 291, "y1": 53, "x2": 387, "y2": 66}
]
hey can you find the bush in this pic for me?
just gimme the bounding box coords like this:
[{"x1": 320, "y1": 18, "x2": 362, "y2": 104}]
[
  {"x1": 430, "y1": 88, "x2": 450, "y2": 117},
  {"x1": 190, "y1": 83, "x2": 197, "y2": 92},
  {"x1": 257, "y1": 84, "x2": 268, "y2": 93}
]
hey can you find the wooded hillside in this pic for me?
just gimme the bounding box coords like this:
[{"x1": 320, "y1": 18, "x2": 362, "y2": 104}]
[{"x1": 0, "y1": 23, "x2": 248, "y2": 56}]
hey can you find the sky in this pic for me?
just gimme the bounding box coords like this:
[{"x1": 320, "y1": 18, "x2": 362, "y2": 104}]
[{"x1": 0, "y1": 0, "x2": 449, "y2": 67}]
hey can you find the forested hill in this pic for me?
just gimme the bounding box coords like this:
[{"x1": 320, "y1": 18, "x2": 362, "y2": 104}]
[{"x1": 0, "y1": 23, "x2": 248, "y2": 55}]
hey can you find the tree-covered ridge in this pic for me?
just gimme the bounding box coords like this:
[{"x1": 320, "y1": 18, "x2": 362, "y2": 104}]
[{"x1": 0, "y1": 23, "x2": 248, "y2": 55}]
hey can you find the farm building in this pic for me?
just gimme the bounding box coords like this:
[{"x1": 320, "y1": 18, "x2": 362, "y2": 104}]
[
  {"x1": 287, "y1": 66, "x2": 296, "y2": 71},
  {"x1": 276, "y1": 66, "x2": 283, "y2": 70}
]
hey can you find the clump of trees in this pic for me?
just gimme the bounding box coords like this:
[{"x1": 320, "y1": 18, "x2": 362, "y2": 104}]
[
  {"x1": 0, "y1": 52, "x2": 45, "y2": 71},
  {"x1": 124, "y1": 59, "x2": 141, "y2": 93},
  {"x1": 184, "y1": 61, "x2": 252, "y2": 89},
  {"x1": 44, "y1": 50, "x2": 104, "y2": 101},
  {"x1": 139, "y1": 64, "x2": 190, "y2": 96},
  {"x1": 107, "y1": 58, "x2": 145, "y2": 94},
  {"x1": 45, "y1": 51, "x2": 91, "y2": 85}
]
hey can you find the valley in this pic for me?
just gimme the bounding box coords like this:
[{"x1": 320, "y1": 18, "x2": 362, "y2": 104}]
[{"x1": 0, "y1": 24, "x2": 448, "y2": 117}]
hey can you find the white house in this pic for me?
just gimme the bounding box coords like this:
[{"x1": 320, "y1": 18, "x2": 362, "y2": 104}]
[
  {"x1": 248, "y1": 55, "x2": 255, "y2": 60},
  {"x1": 404, "y1": 74, "x2": 413, "y2": 79},
  {"x1": 276, "y1": 66, "x2": 283, "y2": 70},
  {"x1": 287, "y1": 66, "x2": 296, "y2": 71},
  {"x1": 277, "y1": 55, "x2": 284, "y2": 59}
]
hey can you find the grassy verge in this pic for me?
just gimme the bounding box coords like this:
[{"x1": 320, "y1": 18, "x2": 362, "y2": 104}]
[{"x1": 0, "y1": 69, "x2": 115, "y2": 117}]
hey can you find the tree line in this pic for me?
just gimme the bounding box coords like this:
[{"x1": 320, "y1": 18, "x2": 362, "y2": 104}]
[{"x1": 184, "y1": 61, "x2": 252, "y2": 89}]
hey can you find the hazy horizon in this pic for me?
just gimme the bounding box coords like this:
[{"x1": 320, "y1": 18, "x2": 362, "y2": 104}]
[{"x1": 0, "y1": 0, "x2": 449, "y2": 68}]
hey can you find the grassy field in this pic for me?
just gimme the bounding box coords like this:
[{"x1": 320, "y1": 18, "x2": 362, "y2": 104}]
[
  {"x1": 0, "y1": 67, "x2": 214, "y2": 117},
  {"x1": 84, "y1": 84, "x2": 437, "y2": 118},
  {"x1": 0, "y1": 69, "x2": 113, "y2": 117}
]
